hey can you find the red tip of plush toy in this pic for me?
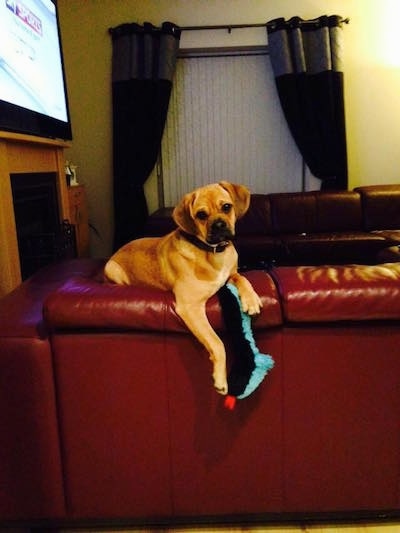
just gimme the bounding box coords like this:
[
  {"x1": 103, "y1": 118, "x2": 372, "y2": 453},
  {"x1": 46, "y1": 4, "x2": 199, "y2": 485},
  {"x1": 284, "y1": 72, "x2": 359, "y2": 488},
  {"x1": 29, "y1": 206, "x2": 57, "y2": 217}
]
[{"x1": 224, "y1": 395, "x2": 237, "y2": 410}]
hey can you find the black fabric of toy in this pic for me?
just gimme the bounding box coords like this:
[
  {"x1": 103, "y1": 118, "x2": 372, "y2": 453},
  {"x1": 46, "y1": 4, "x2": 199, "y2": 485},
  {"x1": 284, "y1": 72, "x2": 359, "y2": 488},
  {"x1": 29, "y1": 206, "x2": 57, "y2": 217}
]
[{"x1": 218, "y1": 284, "x2": 258, "y2": 397}]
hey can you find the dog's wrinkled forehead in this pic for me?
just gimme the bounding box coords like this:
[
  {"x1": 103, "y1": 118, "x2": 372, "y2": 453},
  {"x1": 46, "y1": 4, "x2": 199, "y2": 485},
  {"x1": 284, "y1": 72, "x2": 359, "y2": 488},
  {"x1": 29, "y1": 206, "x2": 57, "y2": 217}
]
[
  {"x1": 172, "y1": 181, "x2": 250, "y2": 234},
  {"x1": 190, "y1": 184, "x2": 232, "y2": 216}
]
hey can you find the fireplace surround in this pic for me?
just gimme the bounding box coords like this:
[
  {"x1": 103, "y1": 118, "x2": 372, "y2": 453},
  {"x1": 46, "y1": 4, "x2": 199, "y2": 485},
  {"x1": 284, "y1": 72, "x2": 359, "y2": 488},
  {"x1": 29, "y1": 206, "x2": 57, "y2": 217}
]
[
  {"x1": 11, "y1": 172, "x2": 75, "y2": 279},
  {"x1": 0, "y1": 132, "x2": 71, "y2": 296}
]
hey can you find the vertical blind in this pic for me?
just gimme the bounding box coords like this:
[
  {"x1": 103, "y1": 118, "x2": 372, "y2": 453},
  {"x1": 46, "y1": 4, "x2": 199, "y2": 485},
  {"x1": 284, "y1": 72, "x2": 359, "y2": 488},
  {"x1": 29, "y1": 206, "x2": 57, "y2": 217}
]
[{"x1": 160, "y1": 51, "x2": 304, "y2": 207}]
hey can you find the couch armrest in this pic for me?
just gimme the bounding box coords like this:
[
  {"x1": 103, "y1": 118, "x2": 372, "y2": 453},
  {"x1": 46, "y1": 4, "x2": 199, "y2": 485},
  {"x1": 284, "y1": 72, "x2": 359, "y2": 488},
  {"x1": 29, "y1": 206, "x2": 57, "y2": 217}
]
[{"x1": 0, "y1": 258, "x2": 105, "y2": 338}]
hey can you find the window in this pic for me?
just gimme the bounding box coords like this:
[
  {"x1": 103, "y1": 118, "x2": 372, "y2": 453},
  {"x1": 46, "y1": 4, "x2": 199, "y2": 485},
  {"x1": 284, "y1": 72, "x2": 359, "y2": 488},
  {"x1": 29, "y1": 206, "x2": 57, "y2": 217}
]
[{"x1": 159, "y1": 47, "x2": 309, "y2": 207}]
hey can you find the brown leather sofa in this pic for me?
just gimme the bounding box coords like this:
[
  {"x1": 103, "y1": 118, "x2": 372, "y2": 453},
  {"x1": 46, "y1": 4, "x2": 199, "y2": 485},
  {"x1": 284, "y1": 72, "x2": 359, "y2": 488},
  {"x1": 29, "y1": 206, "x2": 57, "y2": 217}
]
[
  {"x1": 145, "y1": 185, "x2": 400, "y2": 268},
  {"x1": 1, "y1": 253, "x2": 400, "y2": 527}
]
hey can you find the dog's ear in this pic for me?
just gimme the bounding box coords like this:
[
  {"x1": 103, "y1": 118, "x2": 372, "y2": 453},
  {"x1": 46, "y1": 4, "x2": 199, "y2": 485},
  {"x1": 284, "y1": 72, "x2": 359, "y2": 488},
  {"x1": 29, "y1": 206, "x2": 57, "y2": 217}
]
[
  {"x1": 219, "y1": 181, "x2": 250, "y2": 219},
  {"x1": 173, "y1": 191, "x2": 198, "y2": 234}
]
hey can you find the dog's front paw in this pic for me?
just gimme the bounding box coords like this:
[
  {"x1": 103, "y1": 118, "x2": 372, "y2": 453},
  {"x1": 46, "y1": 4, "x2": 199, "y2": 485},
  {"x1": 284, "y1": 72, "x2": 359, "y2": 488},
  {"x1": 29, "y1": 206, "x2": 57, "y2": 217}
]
[
  {"x1": 241, "y1": 291, "x2": 262, "y2": 316},
  {"x1": 213, "y1": 369, "x2": 228, "y2": 395},
  {"x1": 214, "y1": 380, "x2": 228, "y2": 395}
]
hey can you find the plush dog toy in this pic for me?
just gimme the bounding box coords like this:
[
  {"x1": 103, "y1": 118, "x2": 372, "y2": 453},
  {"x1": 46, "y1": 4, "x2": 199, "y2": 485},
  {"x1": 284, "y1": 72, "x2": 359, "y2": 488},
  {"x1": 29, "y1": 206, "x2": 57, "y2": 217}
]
[{"x1": 218, "y1": 283, "x2": 274, "y2": 410}]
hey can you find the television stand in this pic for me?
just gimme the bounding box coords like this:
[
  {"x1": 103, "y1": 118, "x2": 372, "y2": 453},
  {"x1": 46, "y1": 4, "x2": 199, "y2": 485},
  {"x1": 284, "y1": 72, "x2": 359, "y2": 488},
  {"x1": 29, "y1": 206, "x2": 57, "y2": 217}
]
[{"x1": 0, "y1": 131, "x2": 71, "y2": 296}]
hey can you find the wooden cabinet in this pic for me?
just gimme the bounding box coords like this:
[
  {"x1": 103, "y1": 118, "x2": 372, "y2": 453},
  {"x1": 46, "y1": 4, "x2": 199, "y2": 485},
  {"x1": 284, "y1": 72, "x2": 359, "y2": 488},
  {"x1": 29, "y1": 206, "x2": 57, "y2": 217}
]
[
  {"x1": 0, "y1": 132, "x2": 70, "y2": 296},
  {"x1": 68, "y1": 185, "x2": 89, "y2": 257}
]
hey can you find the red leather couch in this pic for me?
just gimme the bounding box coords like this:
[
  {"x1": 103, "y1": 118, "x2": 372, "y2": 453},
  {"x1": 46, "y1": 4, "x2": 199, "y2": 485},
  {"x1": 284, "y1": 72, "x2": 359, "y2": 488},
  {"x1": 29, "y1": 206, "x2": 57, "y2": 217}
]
[{"x1": 1, "y1": 257, "x2": 400, "y2": 527}]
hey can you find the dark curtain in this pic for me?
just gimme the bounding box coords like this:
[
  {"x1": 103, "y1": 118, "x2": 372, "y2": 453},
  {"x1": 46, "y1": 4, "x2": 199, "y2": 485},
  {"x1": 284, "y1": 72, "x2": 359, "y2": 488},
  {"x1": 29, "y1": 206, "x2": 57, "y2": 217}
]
[
  {"x1": 267, "y1": 16, "x2": 348, "y2": 190},
  {"x1": 110, "y1": 21, "x2": 180, "y2": 250}
]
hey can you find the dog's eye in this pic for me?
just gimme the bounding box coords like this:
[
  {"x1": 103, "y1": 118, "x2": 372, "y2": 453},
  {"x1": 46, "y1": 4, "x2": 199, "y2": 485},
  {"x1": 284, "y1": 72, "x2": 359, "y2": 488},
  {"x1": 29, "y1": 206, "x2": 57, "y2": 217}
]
[
  {"x1": 196, "y1": 210, "x2": 208, "y2": 221},
  {"x1": 222, "y1": 203, "x2": 232, "y2": 214}
]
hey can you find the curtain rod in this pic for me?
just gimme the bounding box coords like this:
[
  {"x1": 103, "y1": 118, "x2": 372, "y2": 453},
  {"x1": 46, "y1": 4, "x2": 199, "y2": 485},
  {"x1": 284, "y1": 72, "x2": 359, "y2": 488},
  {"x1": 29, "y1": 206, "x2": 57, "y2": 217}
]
[
  {"x1": 108, "y1": 17, "x2": 350, "y2": 34},
  {"x1": 108, "y1": 22, "x2": 265, "y2": 35},
  {"x1": 109, "y1": 18, "x2": 350, "y2": 35},
  {"x1": 181, "y1": 23, "x2": 266, "y2": 33},
  {"x1": 181, "y1": 18, "x2": 349, "y2": 33}
]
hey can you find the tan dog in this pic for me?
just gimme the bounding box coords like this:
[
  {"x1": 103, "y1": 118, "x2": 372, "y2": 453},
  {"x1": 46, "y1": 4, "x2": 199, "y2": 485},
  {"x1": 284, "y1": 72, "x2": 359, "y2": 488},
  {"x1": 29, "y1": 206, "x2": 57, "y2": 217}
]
[{"x1": 104, "y1": 181, "x2": 262, "y2": 394}]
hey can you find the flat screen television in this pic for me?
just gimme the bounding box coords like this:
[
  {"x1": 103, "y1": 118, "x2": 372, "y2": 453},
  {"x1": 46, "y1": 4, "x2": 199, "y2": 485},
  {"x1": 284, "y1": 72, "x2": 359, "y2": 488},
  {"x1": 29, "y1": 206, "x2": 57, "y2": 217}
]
[{"x1": 0, "y1": 0, "x2": 72, "y2": 140}]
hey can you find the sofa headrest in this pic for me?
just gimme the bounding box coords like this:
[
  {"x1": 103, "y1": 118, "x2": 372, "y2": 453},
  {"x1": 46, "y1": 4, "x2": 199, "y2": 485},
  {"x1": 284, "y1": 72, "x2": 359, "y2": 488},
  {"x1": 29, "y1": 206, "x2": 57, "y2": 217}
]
[
  {"x1": 268, "y1": 191, "x2": 364, "y2": 234},
  {"x1": 43, "y1": 270, "x2": 282, "y2": 333},
  {"x1": 270, "y1": 263, "x2": 400, "y2": 323},
  {"x1": 315, "y1": 191, "x2": 362, "y2": 232},
  {"x1": 236, "y1": 194, "x2": 273, "y2": 235},
  {"x1": 356, "y1": 186, "x2": 400, "y2": 231}
]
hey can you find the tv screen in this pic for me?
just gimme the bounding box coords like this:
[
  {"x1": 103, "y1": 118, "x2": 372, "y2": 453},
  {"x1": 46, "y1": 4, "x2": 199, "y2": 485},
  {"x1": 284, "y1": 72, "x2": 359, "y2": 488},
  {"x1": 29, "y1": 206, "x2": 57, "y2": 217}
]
[{"x1": 0, "y1": 0, "x2": 72, "y2": 140}]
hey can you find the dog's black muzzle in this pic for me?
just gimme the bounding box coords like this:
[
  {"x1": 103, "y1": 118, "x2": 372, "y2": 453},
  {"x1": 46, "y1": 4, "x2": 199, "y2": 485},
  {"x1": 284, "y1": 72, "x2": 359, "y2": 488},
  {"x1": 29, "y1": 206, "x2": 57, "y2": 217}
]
[{"x1": 207, "y1": 218, "x2": 234, "y2": 244}]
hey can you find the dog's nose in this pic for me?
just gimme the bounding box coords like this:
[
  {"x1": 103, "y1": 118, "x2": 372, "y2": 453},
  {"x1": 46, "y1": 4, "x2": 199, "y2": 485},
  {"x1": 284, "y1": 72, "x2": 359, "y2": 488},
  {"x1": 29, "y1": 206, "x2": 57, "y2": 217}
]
[{"x1": 212, "y1": 219, "x2": 227, "y2": 231}]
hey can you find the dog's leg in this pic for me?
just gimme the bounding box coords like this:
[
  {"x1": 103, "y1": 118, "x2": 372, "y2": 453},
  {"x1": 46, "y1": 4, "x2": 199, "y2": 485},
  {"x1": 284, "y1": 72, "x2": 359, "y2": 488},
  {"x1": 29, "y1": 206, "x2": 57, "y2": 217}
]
[
  {"x1": 174, "y1": 296, "x2": 228, "y2": 395},
  {"x1": 228, "y1": 273, "x2": 262, "y2": 315}
]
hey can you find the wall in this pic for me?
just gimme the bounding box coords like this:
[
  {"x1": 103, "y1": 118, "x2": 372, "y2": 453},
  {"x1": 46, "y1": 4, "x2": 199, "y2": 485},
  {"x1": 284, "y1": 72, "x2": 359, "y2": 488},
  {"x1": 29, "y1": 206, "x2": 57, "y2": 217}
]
[{"x1": 57, "y1": 0, "x2": 400, "y2": 258}]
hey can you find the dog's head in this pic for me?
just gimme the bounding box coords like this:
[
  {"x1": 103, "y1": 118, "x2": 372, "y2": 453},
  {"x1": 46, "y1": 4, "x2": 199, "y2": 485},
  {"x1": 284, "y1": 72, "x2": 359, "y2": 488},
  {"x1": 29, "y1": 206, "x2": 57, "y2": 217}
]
[{"x1": 173, "y1": 181, "x2": 250, "y2": 245}]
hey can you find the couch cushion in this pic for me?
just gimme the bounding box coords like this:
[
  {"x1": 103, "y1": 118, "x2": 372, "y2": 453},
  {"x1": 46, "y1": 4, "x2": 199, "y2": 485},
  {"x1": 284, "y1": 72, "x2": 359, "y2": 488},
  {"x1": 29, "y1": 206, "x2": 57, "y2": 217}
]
[
  {"x1": 270, "y1": 263, "x2": 400, "y2": 322},
  {"x1": 44, "y1": 270, "x2": 282, "y2": 333},
  {"x1": 315, "y1": 191, "x2": 362, "y2": 231},
  {"x1": 355, "y1": 184, "x2": 400, "y2": 231},
  {"x1": 235, "y1": 235, "x2": 284, "y2": 268},
  {"x1": 279, "y1": 231, "x2": 388, "y2": 265},
  {"x1": 236, "y1": 194, "x2": 273, "y2": 235},
  {"x1": 377, "y1": 245, "x2": 400, "y2": 262},
  {"x1": 269, "y1": 191, "x2": 316, "y2": 234},
  {"x1": 269, "y1": 190, "x2": 365, "y2": 236},
  {"x1": 372, "y1": 229, "x2": 400, "y2": 243}
]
